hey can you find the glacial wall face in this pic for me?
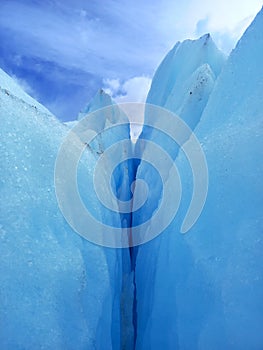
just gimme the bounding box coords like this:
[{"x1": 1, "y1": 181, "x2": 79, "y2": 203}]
[{"x1": 134, "y1": 8, "x2": 263, "y2": 350}]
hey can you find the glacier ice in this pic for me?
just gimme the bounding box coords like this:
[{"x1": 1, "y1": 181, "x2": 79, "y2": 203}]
[
  {"x1": 146, "y1": 34, "x2": 226, "y2": 130},
  {"x1": 0, "y1": 72, "x2": 130, "y2": 349},
  {"x1": 137, "y1": 34, "x2": 227, "y2": 179},
  {"x1": 134, "y1": 8, "x2": 263, "y2": 350}
]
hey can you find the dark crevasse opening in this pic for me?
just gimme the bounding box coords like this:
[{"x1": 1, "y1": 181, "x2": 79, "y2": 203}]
[
  {"x1": 128, "y1": 157, "x2": 142, "y2": 348},
  {"x1": 113, "y1": 157, "x2": 139, "y2": 349},
  {"x1": 130, "y1": 246, "x2": 138, "y2": 349}
]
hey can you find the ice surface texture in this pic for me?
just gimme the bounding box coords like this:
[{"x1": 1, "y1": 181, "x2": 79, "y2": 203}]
[{"x1": 134, "y1": 8, "x2": 263, "y2": 350}]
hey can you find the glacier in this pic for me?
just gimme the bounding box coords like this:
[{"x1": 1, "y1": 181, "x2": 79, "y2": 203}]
[
  {"x1": 0, "y1": 5, "x2": 263, "y2": 350},
  {"x1": 134, "y1": 7, "x2": 263, "y2": 350}
]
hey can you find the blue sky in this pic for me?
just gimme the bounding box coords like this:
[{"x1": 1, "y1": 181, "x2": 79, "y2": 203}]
[{"x1": 0, "y1": 0, "x2": 262, "y2": 121}]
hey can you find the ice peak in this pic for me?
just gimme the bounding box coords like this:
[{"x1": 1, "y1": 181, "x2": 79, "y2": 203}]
[
  {"x1": 146, "y1": 34, "x2": 226, "y2": 115},
  {"x1": 77, "y1": 88, "x2": 114, "y2": 121},
  {"x1": 77, "y1": 88, "x2": 129, "y2": 130},
  {"x1": 199, "y1": 33, "x2": 211, "y2": 44}
]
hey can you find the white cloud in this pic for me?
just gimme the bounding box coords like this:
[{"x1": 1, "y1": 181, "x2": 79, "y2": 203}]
[
  {"x1": 116, "y1": 76, "x2": 151, "y2": 104},
  {"x1": 104, "y1": 76, "x2": 151, "y2": 104},
  {"x1": 103, "y1": 78, "x2": 121, "y2": 96}
]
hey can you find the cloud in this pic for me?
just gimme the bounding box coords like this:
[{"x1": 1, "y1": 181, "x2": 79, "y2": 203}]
[
  {"x1": 0, "y1": 0, "x2": 165, "y2": 79},
  {"x1": 195, "y1": 8, "x2": 260, "y2": 53},
  {"x1": 103, "y1": 76, "x2": 151, "y2": 104},
  {"x1": 0, "y1": 0, "x2": 262, "y2": 121},
  {"x1": 2, "y1": 1, "x2": 262, "y2": 62},
  {"x1": 1, "y1": 0, "x2": 261, "y2": 76},
  {"x1": 103, "y1": 78, "x2": 121, "y2": 96},
  {"x1": 194, "y1": 0, "x2": 262, "y2": 33}
]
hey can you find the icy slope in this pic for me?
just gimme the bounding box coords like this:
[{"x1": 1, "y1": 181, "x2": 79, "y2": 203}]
[
  {"x1": 134, "y1": 8, "x2": 263, "y2": 350},
  {"x1": 0, "y1": 78, "x2": 124, "y2": 349},
  {"x1": 0, "y1": 68, "x2": 52, "y2": 115}
]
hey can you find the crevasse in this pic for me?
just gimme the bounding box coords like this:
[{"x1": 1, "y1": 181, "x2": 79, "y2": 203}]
[{"x1": 1, "y1": 6, "x2": 263, "y2": 350}]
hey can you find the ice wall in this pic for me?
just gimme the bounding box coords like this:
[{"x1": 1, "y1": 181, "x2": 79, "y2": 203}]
[
  {"x1": 0, "y1": 73, "x2": 125, "y2": 349},
  {"x1": 134, "y1": 8, "x2": 263, "y2": 350}
]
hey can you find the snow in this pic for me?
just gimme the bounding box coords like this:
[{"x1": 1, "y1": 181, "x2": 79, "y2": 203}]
[{"x1": 134, "y1": 7, "x2": 263, "y2": 350}]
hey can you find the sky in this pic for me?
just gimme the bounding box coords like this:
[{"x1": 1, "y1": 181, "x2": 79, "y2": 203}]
[{"x1": 0, "y1": 0, "x2": 262, "y2": 121}]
